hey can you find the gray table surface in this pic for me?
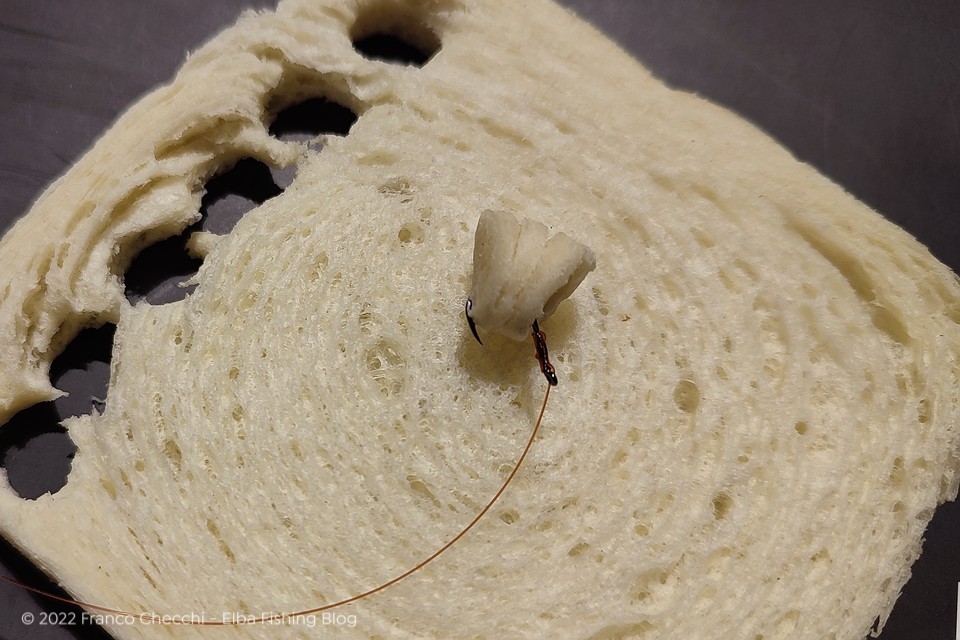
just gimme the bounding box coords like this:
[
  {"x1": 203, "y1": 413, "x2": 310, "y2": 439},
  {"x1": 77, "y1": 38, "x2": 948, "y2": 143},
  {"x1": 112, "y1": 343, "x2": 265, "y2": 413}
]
[{"x1": 1, "y1": 2, "x2": 958, "y2": 638}]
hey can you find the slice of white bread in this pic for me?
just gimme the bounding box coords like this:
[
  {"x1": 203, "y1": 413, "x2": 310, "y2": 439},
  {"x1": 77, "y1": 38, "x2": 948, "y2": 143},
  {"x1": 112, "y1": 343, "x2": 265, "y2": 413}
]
[{"x1": 1, "y1": 0, "x2": 960, "y2": 638}]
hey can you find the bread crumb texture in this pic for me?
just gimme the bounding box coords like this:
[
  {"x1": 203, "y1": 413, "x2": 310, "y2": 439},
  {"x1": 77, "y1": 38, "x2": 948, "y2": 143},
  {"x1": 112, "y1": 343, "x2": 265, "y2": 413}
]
[{"x1": 1, "y1": 1, "x2": 960, "y2": 639}]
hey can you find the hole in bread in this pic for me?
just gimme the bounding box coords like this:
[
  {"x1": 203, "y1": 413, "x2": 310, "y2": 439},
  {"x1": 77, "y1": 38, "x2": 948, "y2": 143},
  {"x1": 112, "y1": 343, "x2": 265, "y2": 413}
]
[
  {"x1": 712, "y1": 492, "x2": 733, "y2": 520},
  {"x1": 889, "y1": 457, "x2": 906, "y2": 487},
  {"x1": 366, "y1": 338, "x2": 406, "y2": 397},
  {"x1": 587, "y1": 622, "x2": 655, "y2": 639},
  {"x1": 407, "y1": 475, "x2": 441, "y2": 508},
  {"x1": 0, "y1": 324, "x2": 115, "y2": 500},
  {"x1": 673, "y1": 379, "x2": 700, "y2": 413},
  {"x1": 629, "y1": 568, "x2": 671, "y2": 604},
  {"x1": 268, "y1": 97, "x2": 358, "y2": 144},
  {"x1": 568, "y1": 541, "x2": 590, "y2": 556},
  {"x1": 199, "y1": 157, "x2": 284, "y2": 235},
  {"x1": 353, "y1": 31, "x2": 437, "y2": 66},
  {"x1": 0, "y1": 405, "x2": 76, "y2": 500},
  {"x1": 123, "y1": 234, "x2": 202, "y2": 305},
  {"x1": 379, "y1": 178, "x2": 415, "y2": 202},
  {"x1": 124, "y1": 158, "x2": 284, "y2": 305},
  {"x1": 397, "y1": 222, "x2": 425, "y2": 245},
  {"x1": 351, "y1": 3, "x2": 441, "y2": 66},
  {"x1": 265, "y1": 91, "x2": 359, "y2": 188},
  {"x1": 499, "y1": 509, "x2": 520, "y2": 525}
]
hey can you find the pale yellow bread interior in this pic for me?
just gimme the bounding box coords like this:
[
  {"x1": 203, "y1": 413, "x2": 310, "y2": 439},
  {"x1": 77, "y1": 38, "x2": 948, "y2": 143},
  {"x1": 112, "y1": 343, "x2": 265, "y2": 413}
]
[{"x1": 0, "y1": 1, "x2": 959, "y2": 638}]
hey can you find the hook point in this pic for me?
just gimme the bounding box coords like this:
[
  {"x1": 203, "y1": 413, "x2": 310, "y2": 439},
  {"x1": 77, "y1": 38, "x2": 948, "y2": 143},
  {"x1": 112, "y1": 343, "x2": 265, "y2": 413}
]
[{"x1": 465, "y1": 299, "x2": 483, "y2": 345}]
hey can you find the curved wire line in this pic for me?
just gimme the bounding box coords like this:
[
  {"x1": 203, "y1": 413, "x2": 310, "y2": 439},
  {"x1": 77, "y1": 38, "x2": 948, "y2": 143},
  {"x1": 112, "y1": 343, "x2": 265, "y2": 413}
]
[{"x1": 1, "y1": 382, "x2": 552, "y2": 625}]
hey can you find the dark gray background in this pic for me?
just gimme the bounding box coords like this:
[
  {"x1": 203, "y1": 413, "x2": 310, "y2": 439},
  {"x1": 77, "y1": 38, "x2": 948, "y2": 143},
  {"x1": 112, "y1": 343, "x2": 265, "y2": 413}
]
[{"x1": 0, "y1": 1, "x2": 958, "y2": 638}]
